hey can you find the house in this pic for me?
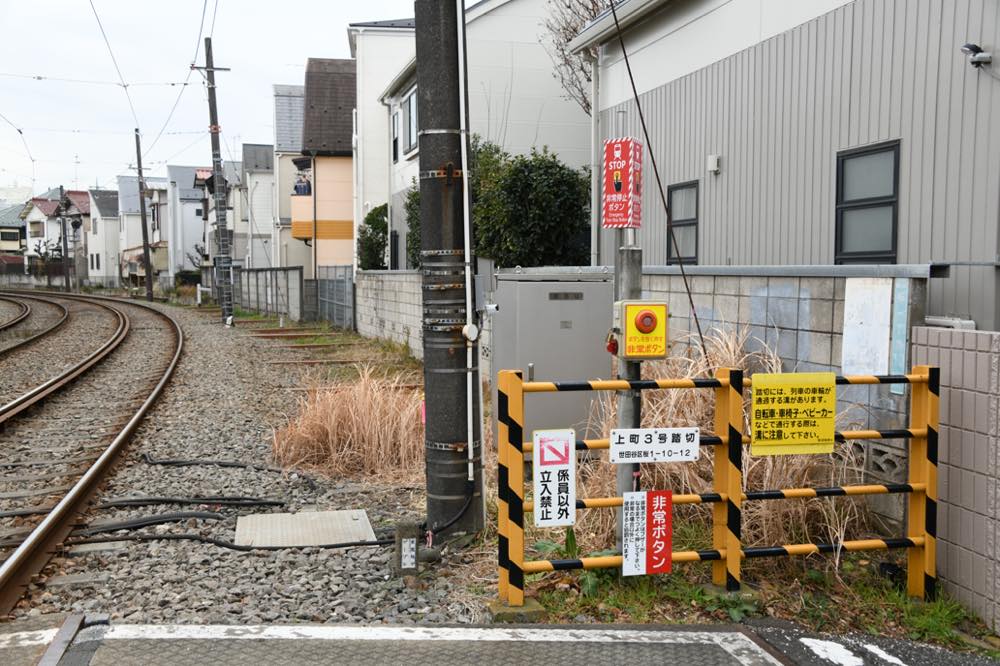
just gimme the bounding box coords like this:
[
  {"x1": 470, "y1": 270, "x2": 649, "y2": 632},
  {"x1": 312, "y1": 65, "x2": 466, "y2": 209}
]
[
  {"x1": 21, "y1": 193, "x2": 63, "y2": 259},
  {"x1": 199, "y1": 161, "x2": 248, "y2": 272},
  {"x1": 117, "y1": 175, "x2": 168, "y2": 286},
  {"x1": 373, "y1": 0, "x2": 592, "y2": 267},
  {"x1": 348, "y1": 18, "x2": 416, "y2": 265},
  {"x1": 165, "y1": 165, "x2": 211, "y2": 279},
  {"x1": 571, "y1": 0, "x2": 1000, "y2": 330},
  {"x1": 0, "y1": 204, "x2": 25, "y2": 255},
  {"x1": 87, "y1": 189, "x2": 119, "y2": 287},
  {"x1": 291, "y1": 58, "x2": 356, "y2": 274},
  {"x1": 240, "y1": 143, "x2": 275, "y2": 268},
  {"x1": 272, "y1": 84, "x2": 312, "y2": 271}
]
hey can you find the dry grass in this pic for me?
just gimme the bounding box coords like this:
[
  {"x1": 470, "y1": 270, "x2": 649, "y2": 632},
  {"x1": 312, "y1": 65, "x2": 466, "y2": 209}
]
[
  {"x1": 564, "y1": 326, "x2": 870, "y2": 561},
  {"x1": 272, "y1": 364, "x2": 425, "y2": 481}
]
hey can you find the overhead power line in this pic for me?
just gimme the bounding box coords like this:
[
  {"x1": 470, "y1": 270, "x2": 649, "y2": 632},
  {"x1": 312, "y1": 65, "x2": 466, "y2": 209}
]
[
  {"x1": 0, "y1": 72, "x2": 192, "y2": 88},
  {"x1": 88, "y1": 0, "x2": 141, "y2": 129},
  {"x1": 0, "y1": 108, "x2": 36, "y2": 186},
  {"x1": 143, "y1": 0, "x2": 210, "y2": 159}
]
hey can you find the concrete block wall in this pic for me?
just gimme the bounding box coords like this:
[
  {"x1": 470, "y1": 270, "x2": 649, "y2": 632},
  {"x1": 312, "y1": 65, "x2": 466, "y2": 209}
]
[
  {"x1": 912, "y1": 327, "x2": 1000, "y2": 630},
  {"x1": 355, "y1": 270, "x2": 423, "y2": 358}
]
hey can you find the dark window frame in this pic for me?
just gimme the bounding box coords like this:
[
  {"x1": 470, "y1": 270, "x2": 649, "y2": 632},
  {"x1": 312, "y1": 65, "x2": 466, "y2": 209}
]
[
  {"x1": 666, "y1": 180, "x2": 698, "y2": 265},
  {"x1": 835, "y1": 140, "x2": 899, "y2": 264},
  {"x1": 391, "y1": 111, "x2": 400, "y2": 163},
  {"x1": 403, "y1": 89, "x2": 418, "y2": 154}
]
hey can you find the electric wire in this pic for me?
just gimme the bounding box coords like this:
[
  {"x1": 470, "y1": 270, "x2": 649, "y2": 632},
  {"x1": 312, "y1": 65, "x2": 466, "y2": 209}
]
[
  {"x1": 87, "y1": 0, "x2": 141, "y2": 130},
  {"x1": 608, "y1": 1, "x2": 710, "y2": 366},
  {"x1": 65, "y1": 533, "x2": 394, "y2": 552},
  {"x1": 143, "y1": 0, "x2": 210, "y2": 159},
  {"x1": 0, "y1": 72, "x2": 192, "y2": 88},
  {"x1": 0, "y1": 108, "x2": 36, "y2": 185}
]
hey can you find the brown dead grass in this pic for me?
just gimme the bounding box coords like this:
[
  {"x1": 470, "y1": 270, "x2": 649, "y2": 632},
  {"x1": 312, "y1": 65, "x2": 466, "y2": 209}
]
[{"x1": 272, "y1": 364, "x2": 425, "y2": 481}]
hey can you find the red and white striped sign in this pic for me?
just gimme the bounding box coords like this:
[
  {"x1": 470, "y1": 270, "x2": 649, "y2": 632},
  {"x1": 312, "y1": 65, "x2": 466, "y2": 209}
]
[{"x1": 602, "y1": 137, "x2": 643, "y2": 229}]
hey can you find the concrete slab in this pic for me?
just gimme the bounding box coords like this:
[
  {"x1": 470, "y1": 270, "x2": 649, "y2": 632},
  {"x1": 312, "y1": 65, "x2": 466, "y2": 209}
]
[
  {"x1": 67, "y1": 541, "x2": 128, "y2": 556},
  {"x1": 234, "y1": 510, "x2": 375, "y2": 547},
  {"x1": 85, "y1": 624, "x2": 783, "y2": 666},
  {"x1": 44, "y1": 573, "x2": 110, "y2": 588},
  {"x1": 0, "y1": 613, "x2": 69, "y2": 666}
]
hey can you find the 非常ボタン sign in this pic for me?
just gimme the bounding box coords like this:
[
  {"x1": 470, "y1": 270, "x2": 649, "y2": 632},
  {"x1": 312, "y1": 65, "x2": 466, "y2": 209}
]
[
  {"x1": 602, "y1": 138, "x2": 643, "y2": 229},
  {"x1": 622, "y1": 490, "x2": 673, "y2": 576},
  {"x1": 751, "y1": 372, "x2": 836, "y2": 455},
  {"x1": 610, "y1": 427, "x2": 700, "y2": 463},
  {"x1": 532, "y1": 429, "x2": 576, "y2": 527},
  {"x1": 618, "y1": 300, "x2": 668, "y2": 359}
]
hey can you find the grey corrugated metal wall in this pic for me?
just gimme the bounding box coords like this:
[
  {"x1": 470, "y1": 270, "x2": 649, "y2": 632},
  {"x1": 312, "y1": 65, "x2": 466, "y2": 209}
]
[{"x1": 600, "y1": 0, "x2": 1000, "y2": 329}]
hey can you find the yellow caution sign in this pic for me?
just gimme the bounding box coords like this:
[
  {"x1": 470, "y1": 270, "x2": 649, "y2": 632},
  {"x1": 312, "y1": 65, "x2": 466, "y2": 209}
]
[
  {"x1": 617, "y1": 300, "x2": 668, "y2": 360},
  {"x1": 751, "y1": 372, "x2": 836, "y2": 455}
]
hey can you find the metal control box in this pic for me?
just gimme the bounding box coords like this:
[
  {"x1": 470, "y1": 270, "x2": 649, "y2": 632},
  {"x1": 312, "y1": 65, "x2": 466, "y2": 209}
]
[{"x1": 613, "y1": 300, "x2": 668, "y2": 360}]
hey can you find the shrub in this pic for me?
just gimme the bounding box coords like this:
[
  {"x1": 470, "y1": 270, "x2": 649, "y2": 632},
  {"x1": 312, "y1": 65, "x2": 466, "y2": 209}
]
[
  {"x1": 357, "y1": 203, "x2": 388, "y2": 270},
  {"x1": 404, "y1": 182, "x2": 422, "y2": 268}
]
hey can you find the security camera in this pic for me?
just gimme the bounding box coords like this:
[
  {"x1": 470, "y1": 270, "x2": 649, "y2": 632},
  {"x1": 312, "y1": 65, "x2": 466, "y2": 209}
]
[{"x1": 961, "y1": 43, "x2": 992, "y2": 67}]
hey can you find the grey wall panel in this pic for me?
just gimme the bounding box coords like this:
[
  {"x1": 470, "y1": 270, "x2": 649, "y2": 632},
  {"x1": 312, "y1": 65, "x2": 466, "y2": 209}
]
[{"x1": 599, "y1": 0, "x2": 1000, "y2": 329}]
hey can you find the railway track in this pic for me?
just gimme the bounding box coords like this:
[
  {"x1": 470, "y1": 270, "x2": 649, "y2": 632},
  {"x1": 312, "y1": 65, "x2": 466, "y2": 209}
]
[
  {"x1": 0, "y1": 294, "x2": 68, "y2": 356},
  {"x1": 0, "y1": 296, "x2": 30, "y2": 332},
  {"x1": 0, "y1": 291, "x2": 182, "y2": 615}
]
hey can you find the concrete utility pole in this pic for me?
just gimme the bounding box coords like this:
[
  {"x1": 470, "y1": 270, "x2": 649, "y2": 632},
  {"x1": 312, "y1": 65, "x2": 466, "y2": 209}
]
[
  {"x1": 134, "y1": 129, "x2": 155, "y2": 302},
  {"x1": 615, "y1": 239, "x2": 642, "y2": 549},
  {"x1": 58, "y1": 185, "x2": 70, "y2": 292},
  {"x1": 414, "y1": 0, "x2": 483, "y2": 535},
  {"x1": 195, "y1": 37, "x2": 234, "y2": 323}
]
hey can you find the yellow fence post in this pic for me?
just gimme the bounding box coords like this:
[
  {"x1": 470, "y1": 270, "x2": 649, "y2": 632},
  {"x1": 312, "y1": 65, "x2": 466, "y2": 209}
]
[
  {"x1": 725, "y1": 369, "x2": 744, "y2": 591},
  {"x1": 907, "y1": 365, "x2": 938, "y2": 600},
  {"x1": 712, "y1": 368, "x2": 731, "y2": 587},
  {"x1": 506, "y1": 371, "x2": 526, "y2": 607},
  {"x1": 496, "y1": 371, "x2": 511, "y2": 602}
]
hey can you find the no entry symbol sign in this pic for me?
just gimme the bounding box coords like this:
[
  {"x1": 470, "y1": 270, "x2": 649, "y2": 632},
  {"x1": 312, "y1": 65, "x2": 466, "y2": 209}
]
[{"x1": 532, "y1": 429, "x2": 576, "y2": 528}]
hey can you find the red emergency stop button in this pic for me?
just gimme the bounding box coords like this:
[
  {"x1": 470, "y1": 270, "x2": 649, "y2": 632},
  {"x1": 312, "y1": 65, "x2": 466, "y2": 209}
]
[{"x1": 635, "y1": 309, "x2": 657, "y2": 334}]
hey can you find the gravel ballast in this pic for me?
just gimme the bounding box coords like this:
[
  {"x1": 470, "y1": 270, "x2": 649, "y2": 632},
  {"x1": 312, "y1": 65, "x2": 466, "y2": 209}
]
[{"x1": 19, "y1": 305, "x2": 479, "y2": 625}]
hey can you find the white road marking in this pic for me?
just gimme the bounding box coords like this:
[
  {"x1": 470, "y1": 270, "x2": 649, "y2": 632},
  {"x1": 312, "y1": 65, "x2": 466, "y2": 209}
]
[
  {"x1": 103, "y1": 624, "x2": 781, "y2": 665},
  {"x1": 800, "y1": 637, "x2": 863, "y2": 666},
  {"x1": 863, "y1": 643, "x2": 907, "y2": 665},
  {"x1": 0, "y1": 627, "x2": 59, "y2": 648}
]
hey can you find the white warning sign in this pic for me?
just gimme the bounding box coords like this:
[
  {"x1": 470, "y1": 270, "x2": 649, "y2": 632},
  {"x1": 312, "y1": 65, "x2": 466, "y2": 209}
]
[
  {"x1": 532, "y1": 429, "x2": 576, "y2": 528},
  {"x1": 610, "y1": 427, "x2": 700, "y2": 464}
]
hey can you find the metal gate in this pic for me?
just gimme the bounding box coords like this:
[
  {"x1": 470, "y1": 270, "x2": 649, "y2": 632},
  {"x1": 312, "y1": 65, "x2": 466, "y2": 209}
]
[{"x1": 317, "y1": 265, "x2": 354, "y2": 329}]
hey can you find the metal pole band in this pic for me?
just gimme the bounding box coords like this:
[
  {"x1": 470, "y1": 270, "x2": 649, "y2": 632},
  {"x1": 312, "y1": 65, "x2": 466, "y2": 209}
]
[{"x1": 418, "y1": 128, "x2": 467, "y2": 136}]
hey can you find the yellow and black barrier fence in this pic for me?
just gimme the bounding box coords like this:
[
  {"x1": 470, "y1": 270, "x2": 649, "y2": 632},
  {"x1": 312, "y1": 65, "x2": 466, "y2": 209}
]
[{"x1": 495, "y1": 366, "x2": 939, "y2": 607}]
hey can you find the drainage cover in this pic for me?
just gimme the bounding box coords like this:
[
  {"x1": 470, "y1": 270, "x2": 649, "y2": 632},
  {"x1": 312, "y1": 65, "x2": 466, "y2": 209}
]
[{"x1": 234, "y1": 510, "x2": 376, "y2": 547}]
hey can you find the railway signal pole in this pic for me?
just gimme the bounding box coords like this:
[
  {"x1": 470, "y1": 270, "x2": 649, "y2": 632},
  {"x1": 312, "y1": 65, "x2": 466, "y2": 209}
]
[
  {"x1": 135, "y1": 129, "x2": 155, "y2": 302},
  {"x1": 193, "y1": 37, "x2": 234, "y2": 323},
  {"x1": 414, "y1": 0, "x2": 483, "y2": 535}
]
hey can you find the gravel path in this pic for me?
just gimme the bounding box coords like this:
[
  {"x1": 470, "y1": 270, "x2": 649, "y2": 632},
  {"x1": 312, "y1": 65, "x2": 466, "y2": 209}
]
[
  {"x1": 19, "y1": 305, "x2": 479, "y2": 625},
  {"x1": 0, "y1": 295, "x2": 65, "y2": 354}
]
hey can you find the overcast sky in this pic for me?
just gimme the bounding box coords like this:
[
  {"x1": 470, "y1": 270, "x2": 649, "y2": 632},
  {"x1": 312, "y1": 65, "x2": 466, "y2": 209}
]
[{"x1": 0, "y1": 0, "x2": 414, "y2": 195}]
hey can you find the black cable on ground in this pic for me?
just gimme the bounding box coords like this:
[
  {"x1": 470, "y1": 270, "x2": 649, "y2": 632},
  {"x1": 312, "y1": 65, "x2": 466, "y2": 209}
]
[
  {"x1": 97, "y1": 496, "x2": 285, "y2": 509},
  {"x1": 422, "y1": 480, "x2": 475, "y2": 545},
  {"x1": 65, "y1": 533, "x2": 395, "y2": 552},
  {"x1": 75, "y1": 511, "x2": 224, "y2": 536},
  {"x1": 140, "y1": 453, "x2": 316, "y2": 487}
]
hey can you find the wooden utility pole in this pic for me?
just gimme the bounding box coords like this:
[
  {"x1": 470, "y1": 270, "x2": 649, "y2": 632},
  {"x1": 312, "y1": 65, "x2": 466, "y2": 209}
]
[
  {"x1": 414, "y1": 0, "x2": 482, "y2": 536},
  {"x1": 194, "y1": 37, "x2": 234, "y2": 323},
  {"x1": 135, "y1": 129, "x2": 154, "y2": 302},
  {"x1": 58, "y1": 185, "x2": 70, "y2": 292}
]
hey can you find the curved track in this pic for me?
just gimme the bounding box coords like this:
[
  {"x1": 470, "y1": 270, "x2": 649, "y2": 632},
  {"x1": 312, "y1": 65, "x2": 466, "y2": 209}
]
[
  {"x1": 0, "y1": 297, "x2": 30, "y2": 332},
  {"x1": 0, "y1": 294, "x2": 69, "y2": 357},
  {"x1": 0, "y1": 292, "x2": 183, "y2": 615}
]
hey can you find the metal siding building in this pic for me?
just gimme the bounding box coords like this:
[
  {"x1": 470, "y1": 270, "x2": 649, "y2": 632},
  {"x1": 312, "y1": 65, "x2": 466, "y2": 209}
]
[{"x1": 595, "y1": 0, "x2": 1000, "y2": 329}]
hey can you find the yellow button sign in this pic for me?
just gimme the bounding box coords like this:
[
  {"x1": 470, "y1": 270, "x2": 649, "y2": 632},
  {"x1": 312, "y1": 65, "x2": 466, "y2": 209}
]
[{"x1": 622, "y1": 302, "x2": 668, "y2": 359}]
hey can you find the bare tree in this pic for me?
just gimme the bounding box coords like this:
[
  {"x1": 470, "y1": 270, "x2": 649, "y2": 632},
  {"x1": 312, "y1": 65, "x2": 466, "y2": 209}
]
[
  {"x1": 186, "y1": 243, "x2": 207, "y2": 270},
  {"x1": 541, "y1": 0, "x2": 605, "y2": 116}
]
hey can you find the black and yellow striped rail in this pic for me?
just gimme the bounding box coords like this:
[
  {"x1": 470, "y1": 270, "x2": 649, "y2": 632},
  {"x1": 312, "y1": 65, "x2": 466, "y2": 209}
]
[
  {"x1": 494, "y1": 366, "x2": 939, "y2": 608},
  {"x1": 521, "y1": 373, "x2": 928, "y2": 393}
]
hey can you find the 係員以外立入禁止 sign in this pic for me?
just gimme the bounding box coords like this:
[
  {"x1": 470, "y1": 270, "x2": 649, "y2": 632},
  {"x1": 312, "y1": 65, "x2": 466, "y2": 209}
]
[
  {"x1": 751, "y1": 372, "x2": 836, "y2": 456},
  {"x1": 532, "y1": 429, "x2": 576, "y2": 527}
]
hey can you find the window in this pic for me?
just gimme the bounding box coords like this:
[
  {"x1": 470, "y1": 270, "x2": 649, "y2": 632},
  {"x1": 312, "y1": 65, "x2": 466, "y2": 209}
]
[
  {"x1": 402, "y1": 89, "x2": 418, "y2": 154},
  {"x1": 836, "y1": 141, "x2": 899, "y2": 263},
  {"x1": 0, "y1": 230, "x2": 18, "y2": 242},
  {"x1": 195, "y1": 208, "x2": 202, "y2": 217},
  {"x1": 392, "y1": 112, "x2": 400, "y2": 163},
  {"x1": 92, "y1": 219, "x2": 98, "y2": 235},
  {"x1": 89, "y1": 254, "x2": 94, "y2": 270},
  {"x1": 96, "y1": 253, "x2": 100, "y2": 270},
  {"x1": 667, "y1": 181, "x2": 698, "y2": 264}
]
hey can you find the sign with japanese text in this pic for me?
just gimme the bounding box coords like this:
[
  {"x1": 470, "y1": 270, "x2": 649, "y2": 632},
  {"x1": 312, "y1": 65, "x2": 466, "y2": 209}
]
[
  {"x1": 610, "y1": 427, "x2": 700, "y2": 464},
  {"x1": 751, "y1": 372, "x2": 836, "y2": 456},
  {"x1": 602, "y1": 137, "x2": 643, "y2": 229},
  {"x1": 621, "y1": 301, "x2": 668, "y2": 359},
  {"x1": 622, "y1": 490, "x2": 673, "y2": 576},
  {"x1": 532, "y1": 429, "x2": 576, "y2": 527}
]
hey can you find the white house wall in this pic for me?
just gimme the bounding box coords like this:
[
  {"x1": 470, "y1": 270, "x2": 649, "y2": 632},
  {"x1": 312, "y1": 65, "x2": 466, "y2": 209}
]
[
  {"x1": 598, "y1": 0, "x2": 853, "y2": 111},
  {"x1": 247, "y1": 172, "x2": 275, "y2": 268}
]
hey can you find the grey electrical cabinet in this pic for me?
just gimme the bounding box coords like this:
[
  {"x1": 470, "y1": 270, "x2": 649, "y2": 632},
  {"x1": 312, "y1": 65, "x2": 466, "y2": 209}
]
[{"x1": 490, "y1": 269, "x2": 614, "y2": 440}]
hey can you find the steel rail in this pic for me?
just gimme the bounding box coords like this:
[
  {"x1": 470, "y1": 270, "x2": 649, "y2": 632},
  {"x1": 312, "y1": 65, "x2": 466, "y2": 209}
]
[
  {"x1": 0, "y1": 296, "x2": 30, "y2": 331},
  {"x1": 0, "y1": 293, "x2": 70, "y2": 358},
  {"x1": 0, "y1": 298, "x2": 128, "y2": 426},
  {"x1": 0, "y1": 293, "x2": 183, "y2": 616}
]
